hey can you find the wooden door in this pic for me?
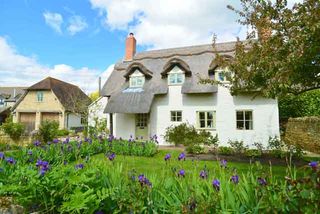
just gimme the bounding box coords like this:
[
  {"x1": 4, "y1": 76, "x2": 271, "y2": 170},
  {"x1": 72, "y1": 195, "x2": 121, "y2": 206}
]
[
  {"x1": 20, "y1": 113, "x2": 36, "y2": 133},
  {"x1": 41, "y1": 113, "x2": 59, "y2": 123},
  {"x1": 135, "y1": 113, "x2": 149, "y2": 140}
]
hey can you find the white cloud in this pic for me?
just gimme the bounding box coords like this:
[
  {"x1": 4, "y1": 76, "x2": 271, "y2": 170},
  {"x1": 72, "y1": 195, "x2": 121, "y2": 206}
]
[
  {"x1": 0, "y1": 37, "x2": 111, "y2": 93},
  {"x1": 90, "y1": 0, "x2": 304, "y2": 49},
  {"x1": 43, "y1": 12, "x2": 63, "y2": 34},
  {"x1": 67, "y1": 16, "x2": 88, "y2": 35}
]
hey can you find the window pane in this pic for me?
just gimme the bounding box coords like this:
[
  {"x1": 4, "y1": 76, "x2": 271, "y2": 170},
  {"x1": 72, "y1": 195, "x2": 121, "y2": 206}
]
[
  {"x1": 218, "y1": 72, "x2": 225, "y2": 81},
  {"x1": 237, "y1": 121, "x2": 244, "y2": 129},
  {"x1": 236, "y1": 111, "x2": 243, "y2": 121},
  {"x1": 207, "y1": 120, "x2": 213, "y2": 128},
  {"x1": 169, "y1": 74, "x2": 176, "y2": 84},
  {"x1": 245, "y1": 111, "x2": 252, "y2": 121},
  {"x1": 177, "y1": 116, "x2": 182, "y2": 122},
  {"x1": 245, "y1": 121, "x2": 253, "y2": 130},
  {"x1": 177, "y1": 111, "x2": 182, "y2": 117},
  {"x1": 199, "y1": 112, "x2": 205, "y2": 120},
  {"x1": 207, "y1": 112, "x2": 213, "y2": 120},
  {"x1": 177, "y1": 73, "x2": 183, "y2": 83},
  {"x1": 200, "y1": 120, "x2": 206, "y2": 128}
]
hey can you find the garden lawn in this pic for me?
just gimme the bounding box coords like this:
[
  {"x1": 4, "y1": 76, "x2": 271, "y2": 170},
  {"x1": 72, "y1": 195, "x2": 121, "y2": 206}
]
[{"x1": 91, "y1": 150, "x2": 293, "y2": 179}]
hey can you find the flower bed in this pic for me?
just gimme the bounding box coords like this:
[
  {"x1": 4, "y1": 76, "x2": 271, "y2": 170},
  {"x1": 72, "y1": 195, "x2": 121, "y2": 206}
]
[{"x1": 0, "y1": 146, "x2": 319, "y2": 213}]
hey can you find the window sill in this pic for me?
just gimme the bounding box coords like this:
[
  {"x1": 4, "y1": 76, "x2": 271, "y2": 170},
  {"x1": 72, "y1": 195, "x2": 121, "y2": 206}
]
[{"x1": 197, "y1": 128, "x2": 216, "y2": 131}]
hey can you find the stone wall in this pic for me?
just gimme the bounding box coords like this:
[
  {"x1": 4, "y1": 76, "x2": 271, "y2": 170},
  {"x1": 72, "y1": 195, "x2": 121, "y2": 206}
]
[{"x1": 285, "y1": 117, "x2": 320, "y2": 153}]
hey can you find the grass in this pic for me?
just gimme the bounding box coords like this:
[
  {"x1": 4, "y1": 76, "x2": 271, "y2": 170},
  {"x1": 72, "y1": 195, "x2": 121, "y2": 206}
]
[{"x1": 91, "y1": 149, "x2": 296, "y2": 179}]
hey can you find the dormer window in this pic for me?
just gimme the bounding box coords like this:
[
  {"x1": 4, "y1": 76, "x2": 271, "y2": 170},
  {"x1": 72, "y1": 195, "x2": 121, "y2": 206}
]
[
  {"x1": 129, "y1": 70, "x2": 145, "y2": 88},
  {"x1": 168, "y1": 66, "x2": 185, "y2": 85}
]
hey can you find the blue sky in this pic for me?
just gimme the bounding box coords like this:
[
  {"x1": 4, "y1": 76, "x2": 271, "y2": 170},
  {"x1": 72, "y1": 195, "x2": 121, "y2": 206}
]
[{"x1": 0, "y1": 0, "x2": 301, "y2": 92}]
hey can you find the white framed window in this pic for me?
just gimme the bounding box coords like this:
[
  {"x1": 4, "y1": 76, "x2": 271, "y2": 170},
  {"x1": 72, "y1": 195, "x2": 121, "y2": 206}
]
[
  {"x1": 171, "y1": 111, "x2": 182, "y2": 122},
  {"x1": 129, "y1": 70, "x2": 145, "y2": 88},
  {"x1": 168, "y1": 66, "x2": 185, "y2": 85},
  {"x1": 36, "y1": 91, "x2": 44, "y2": 102},
  {"x1": 197, "y1": 111, "x2": 216, "y2": 129},
  {"x1": 236, "y1": 110, "x2": 253, "y2": 130},
  {"x1": 0, "y1": 98, "x2": 4, "y2": 105},
  {"x1": 81, "y1": 115, "x2": 87, "y2": 125}
]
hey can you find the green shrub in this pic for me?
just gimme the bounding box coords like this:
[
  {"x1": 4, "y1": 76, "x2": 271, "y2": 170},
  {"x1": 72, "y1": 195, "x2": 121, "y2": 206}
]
[
  {"x1": 268, "y1": 136, "x2": 284, "y2": 150},
  {"x1": 228, "y1": 140, "x2": 246, "y2": 154},
  {"x1": 186, "y1": 144, "x2": 204, "y2": 154},
  {"x1": 57, "y1": 129, "x2": 69, "y2": 137},
  {"x1": 1, "y1": 117, "x2": 25, "y2": 142},
  {"x1": 38, "y1": 120, "x2": 59, "y2": 143},
  {"x1": 164, "y1": 123, "x2": 198, "y2": 146},
  {"x1": 218, "y1": 146, "x2": 234, "y2": 155},
  {"x1": 245, "y1": 149, "x2": 262, "y2": 158}
]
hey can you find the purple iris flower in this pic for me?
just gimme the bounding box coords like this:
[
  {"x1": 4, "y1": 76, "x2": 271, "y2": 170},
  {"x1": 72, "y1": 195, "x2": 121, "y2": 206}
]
[
  {"x1": 6, "y1": 157, "x2": 16, "y2": 165},
  {"x1": 33, "y1": 140, "x2": 41, "y2": 147},
  {"x1": 199, "y1": 170, "x2": 208, "y2": 179},
  {"x1": 212, "y1": 179, "x2": 220, "y2": 191},
  {"x1": 0, "y1": 152, "x2": 4, "y2": 159},
  {"x1": 107, "y1": 153, "x2": 116, "y2": 161},
  {"x1": 308, "y1": 161, "x2": 318, "y2": 169},
  {"x1": 257, "y1": 177, "x2": 267, "y2": 186},
  {"x1": 27, "y1": 150, "x2": 33, "y2": 155},
  {"x1": 63, "y1": 138, "x2": 70, "y2": 144},
  {"x1": 75, "y1": 163, "x2": 84, "y2": 170},
  {"x1": 138, "y1": 174, "x2": 152, "y2": 187},
  {"x1": 178, "y1": 169, "x2": 185, "y2": 177},
  {"x1": 220, "y1": 159, "x2": 227, "y2": 168},
  {"x1": 230, "y1": 175, "x2": 239, "y2": 184},
  {"x1": 164, "y1": 153, "x2": 171, "y2": 161},
  {"x1": 36, "y1": 159, "x2": 50, "y2": 175},
  {"x1": 178, "y1": 152, "x2": 186, "y2": 161},
  {"x1": 64, "y1": 160, "x2": 68, "y2": 165},
  {"x1": 108, "y1": 135, "x2": 114, "y2": 142},
  {"x1": 53, "y1": 138, "x2": 59, "y2": 144}
]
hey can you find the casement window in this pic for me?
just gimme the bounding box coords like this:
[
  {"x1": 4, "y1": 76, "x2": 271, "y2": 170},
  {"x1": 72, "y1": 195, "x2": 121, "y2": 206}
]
[
  {"x1": 171, "y1": 111, "x2": 182, "y2": 122},
  {"x1": 168, "y1": 66, "x2": 185, "y2": 85},
  {"x1": 197, "y1": 111, "x2": 216, "y2": 129},
  {"x1": 130, "y1": 70, "x2": 145, "y2": 88},
  {"x1": 36, "y1": 91, "x2": 44, "y2": 102},
  {"x1": 236, "y1": 110, "x2": 253, "y2": 130},
  {"x1": 81, "y1": 115, "x2": 87, "y2": 125}
]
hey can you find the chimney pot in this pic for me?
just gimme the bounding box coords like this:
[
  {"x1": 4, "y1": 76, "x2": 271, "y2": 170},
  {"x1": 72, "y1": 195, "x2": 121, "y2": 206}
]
[{"x1": 125, "y1": 33, "x2": 136, "y2": 61}]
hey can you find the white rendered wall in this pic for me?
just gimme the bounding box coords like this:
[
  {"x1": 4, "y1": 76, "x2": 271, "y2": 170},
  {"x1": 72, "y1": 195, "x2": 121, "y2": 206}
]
[
  {"x1": 149, "y1": 85, "x2": 279, "y2": 147},
  {"x1": 88, "y1": 96, "x2": 109, "y2": 130},
  {"x1": 66, "y1": 113, "x2": 82, "y2": 129},
  {"x1": 113, "y1": 113, "x2": 135, "y2": 139}
]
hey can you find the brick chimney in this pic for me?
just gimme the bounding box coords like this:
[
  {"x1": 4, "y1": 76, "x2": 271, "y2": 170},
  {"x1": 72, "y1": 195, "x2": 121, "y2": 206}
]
[{"x1": 124, "y1": 33, "x2": 136, "y2": 61}]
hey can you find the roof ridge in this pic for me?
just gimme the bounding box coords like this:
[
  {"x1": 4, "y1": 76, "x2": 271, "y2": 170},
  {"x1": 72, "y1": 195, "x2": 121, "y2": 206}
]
[{"x1": 136, "y1": 40, "x2": 238, "y2": 55}]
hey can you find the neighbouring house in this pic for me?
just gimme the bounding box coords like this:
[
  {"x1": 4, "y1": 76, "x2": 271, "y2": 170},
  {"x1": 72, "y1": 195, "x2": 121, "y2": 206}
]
[
  {"x1": 0, "y1": 87, "x2": 26, "y2": 124},
  {"x1": 88, "y1": 96, "x2": 109, "y2": 129},
  {"x1": 12, "y1": 77, "x2": 91, "y2": 133},
  {"x1": 100, "y1": 33, "x2": 280, "y2": 146}
]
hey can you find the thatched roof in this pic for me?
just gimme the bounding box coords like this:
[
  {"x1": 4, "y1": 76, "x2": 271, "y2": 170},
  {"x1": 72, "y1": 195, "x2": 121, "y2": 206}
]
[
  {"x1": 0, "y1": 87, "x2": 26, "y2": 101},
  {"x1": 102, "y1": 41, "x2": 238, "y2": 114},
  {"x1": 14, "y1": 77, "x2": 91, "y2": 113},
  {"x1": 124, "y1": 62, "x2": 153, "y2": 80},
  {"x1": 161, "y1": 58, "x2": 191, "y2": 77}
]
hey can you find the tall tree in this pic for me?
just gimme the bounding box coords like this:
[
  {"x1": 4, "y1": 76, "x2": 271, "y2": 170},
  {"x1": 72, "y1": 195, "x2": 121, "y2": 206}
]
[{"x1": 206, "y1": 0, "x2": 320, "y2": 98}]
